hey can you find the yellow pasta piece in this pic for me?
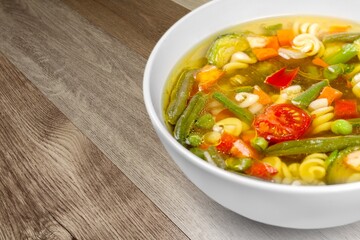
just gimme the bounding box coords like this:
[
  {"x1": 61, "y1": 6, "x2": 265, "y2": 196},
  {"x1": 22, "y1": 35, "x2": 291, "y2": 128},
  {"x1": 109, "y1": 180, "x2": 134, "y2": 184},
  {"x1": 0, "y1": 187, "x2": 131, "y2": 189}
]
[{"x1": 299, "y1": 153, "x2": 327, "y2": 184}]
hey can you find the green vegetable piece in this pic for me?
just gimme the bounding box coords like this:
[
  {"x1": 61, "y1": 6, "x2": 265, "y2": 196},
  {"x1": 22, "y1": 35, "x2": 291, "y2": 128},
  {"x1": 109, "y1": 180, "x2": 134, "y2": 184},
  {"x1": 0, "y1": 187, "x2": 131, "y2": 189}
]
[
  {"x1": 174, "y1": 92, "x2": 207, "y2": 145},
  {"x1": 234, "y1": 86, "x2": 254, "y2": 93},
  {"x1": 225, "y1": 157, "x2": 253, "y2": 172},
  {"x1": 207, "y1": 146, "x2": 226, "y2": 169},
  {"x1": 262, "y1": 23, "x2": 283, "y2": 36},
  {"x1": 323, "y1": 32, "x2": 360, "y2": 43},
  {"x1": 291, "y1": 80, "x2": 329, "y2": 108},
  {"x1": 212, "y1": 92, "x2": 254, "y2": 124},
  {"x1": 195, "y1": 113, "x2": 215, "y2": 129},
  {"x1": 265, "y1": 135, "x2": 360, "y2": 156},
  {"x1": 206, "y1": 34, "x2": 250, "y2": 68},
  {"x1": 326, "y1": 146, "x2": 360, "y2": 184},
  {"x1": 323, "y1": 43, "x2": 358, "y2": 65},
  {"x1": 323, "y1": 63, "x2": 353, "y2": 80},
  {"x1": 166, "y1": 70, "x2": 195, "y2": 125},
  {"x1": 187, "y1": 134, "x2": 202, "y2": 147},
  {"x1": 347, "y1": 118, "x2": 360, "y2": 127},
  {"x1": 324, "y1": 150, "x2": 338, "y2": 169},
  {"x1": 250, "y1": 137, "x2": 269, "y2": 151},
  {"x1": 190, "y1": 148, "x2": 206, "y2": 160},
  {"x1": 331, "y1": 119, "x2": 353, "y2": 135}
]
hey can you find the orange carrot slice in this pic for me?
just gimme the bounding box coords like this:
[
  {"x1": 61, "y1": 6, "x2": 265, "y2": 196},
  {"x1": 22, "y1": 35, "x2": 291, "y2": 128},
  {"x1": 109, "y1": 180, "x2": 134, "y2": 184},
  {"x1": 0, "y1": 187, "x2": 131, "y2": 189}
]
[
  {"x1": 317, "y1": 86, "x2": 343, "y2": 105},
  {"x1": 312, "y1": 57, "x2": 329, "y2": 68},
  {"x1": 277, "y1": 29, "x2": 295, "y2": 47},
  {"x1": 253, "y1": 48, "x2": 278, "y2": 61},
  {"x1": 253, "y1": 85, "x2": 272, "y2": 105}
]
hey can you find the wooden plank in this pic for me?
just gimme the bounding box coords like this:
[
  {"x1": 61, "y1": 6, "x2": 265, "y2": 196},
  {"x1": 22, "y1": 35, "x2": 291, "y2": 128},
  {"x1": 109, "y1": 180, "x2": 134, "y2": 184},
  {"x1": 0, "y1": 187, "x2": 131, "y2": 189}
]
[
  {"x1": 0, "y1": 53, "x2": 187, "y2": 239},
  {"x1": 172, "y1": 0, "x2": 209, "y2": 10},
  {"x1": 0, "y1": 0, "x2": 359, "y2": 239},
  {"x1": 63, "y1": 0, "x2": 189, "y2": 58}
]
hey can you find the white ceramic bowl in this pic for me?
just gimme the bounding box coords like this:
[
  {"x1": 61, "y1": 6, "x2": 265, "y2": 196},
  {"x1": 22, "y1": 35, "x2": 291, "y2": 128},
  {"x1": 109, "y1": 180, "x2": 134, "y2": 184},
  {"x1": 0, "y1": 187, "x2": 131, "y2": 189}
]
[{"x1": 143, "y1": 0, "x2": 360, "y2": 229}]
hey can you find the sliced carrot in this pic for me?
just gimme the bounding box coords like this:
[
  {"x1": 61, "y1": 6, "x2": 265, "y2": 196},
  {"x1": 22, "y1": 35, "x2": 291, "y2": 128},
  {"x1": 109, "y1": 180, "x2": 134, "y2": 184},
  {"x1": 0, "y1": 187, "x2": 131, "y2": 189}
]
[
  {"x1": 277, "y1": 29, "x2": 295, "y2": 47},
  {"x1": 317, "y1": 86, "x2": 343, "y2": 105},
  {"x1": 252, "y1": 48, "x2": 278, "y2": 61},
  {"x1": 231, "y1": 139, "x2": 261, "y2": 160},
  {"x1": 195, "y1": 65, "x2": 225, "y2": 91},
  {"x1": 312, "y1": 57, "x2": 329, "y2": 68},
  {"x1": 329, "y1": 25, "x2": 351, "y2": 33},
  {"x1": 266, "y1": 36, "x2": 280, "y2": 50},
  {"x1": 253, "y1": 85, "x2": 272, "y2": 105},
  {"x1": 215, "y1": 109, "x2": 235, "y2": 122}
]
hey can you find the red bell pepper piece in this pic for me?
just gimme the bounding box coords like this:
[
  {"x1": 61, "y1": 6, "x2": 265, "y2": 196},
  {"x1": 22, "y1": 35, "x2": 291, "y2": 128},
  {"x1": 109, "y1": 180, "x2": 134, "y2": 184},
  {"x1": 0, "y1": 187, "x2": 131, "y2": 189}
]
[
  {"x1": 216, "y1": 133, "x2": 237, "y2": 154},
  {"x1": 264, "y1": 67, "x2": 299, "y2": 89},
  {"x1": 245, "y1": 161, "x2": 278, "y2": 180},
  {"x1": 334, "y1": 99, "x2": 358, "y2": 119}
]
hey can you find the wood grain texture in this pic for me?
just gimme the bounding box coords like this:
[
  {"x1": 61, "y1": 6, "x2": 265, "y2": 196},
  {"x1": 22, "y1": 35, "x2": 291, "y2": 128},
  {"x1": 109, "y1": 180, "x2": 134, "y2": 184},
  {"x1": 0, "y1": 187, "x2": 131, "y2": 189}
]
[
  {"x1": 63, "y1": 0, "x2": 189, "y2": 58},
  {"x1": 0, "y1": 0, "x2": 360, "y2": 239},
  {"x1": 0, "y1": 53, "x2": 187, "y2": 239},
  {"x1": 172, "y1": 0, "x2": 210, "y2": 10}
]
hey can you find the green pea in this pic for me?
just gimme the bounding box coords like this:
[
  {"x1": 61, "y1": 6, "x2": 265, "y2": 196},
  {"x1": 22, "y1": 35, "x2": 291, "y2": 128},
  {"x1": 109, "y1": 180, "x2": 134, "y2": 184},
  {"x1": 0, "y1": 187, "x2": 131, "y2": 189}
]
[
  {"x1": 251, "y1": 137, "x2": 269, "y2": 151},
  {"x1": 225, "y1": 157, "x2": 253, "y2": 172},
  {"x1": 195, "y1": 113, "x2": 215, "y2": 129},
  {"x1": 187, "y1": 134, "x2": 202, "y2": 147},
  {"x1": 331, "y1": 119, "x2": 353, "y2": 135}
]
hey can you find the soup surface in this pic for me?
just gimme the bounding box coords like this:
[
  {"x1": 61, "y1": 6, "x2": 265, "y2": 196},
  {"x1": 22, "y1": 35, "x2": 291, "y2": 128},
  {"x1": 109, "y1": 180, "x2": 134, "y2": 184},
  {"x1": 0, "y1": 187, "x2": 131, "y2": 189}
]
[{"x1": 163, "y1": 16, "x2": 360, "y2": 185}]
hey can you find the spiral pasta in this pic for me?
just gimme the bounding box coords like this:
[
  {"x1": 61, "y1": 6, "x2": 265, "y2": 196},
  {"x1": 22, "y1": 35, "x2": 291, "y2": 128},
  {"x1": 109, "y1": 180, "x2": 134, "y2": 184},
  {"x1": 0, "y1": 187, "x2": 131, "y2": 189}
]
[
  {"x1": 223, "y1": 52, "x2": 257, "y2": 71},
  {"x1": 293, "y1": 22, "x2": 321, "y2": 36},
  {"x1": 292, "y1": 33, "x2": 325, "y2": 57},
  {"x1": 262, "y1": 157, "x2": 299, "y2": 184},
  {"x1": 235, "y1": 92, "x2": 263, "y2": 114},
  {"x1": 274, "y1": 85, "x2": 302, "y2": 104},
  {"x1": 308, "y1": 98, "x2": 334, "y2": 135},
  {"x1": 298, "y1": 153, "x2": 327, "y2": 184},
  {"x1": 351, "y1": 73, "x2": 360, "y2": 98}
]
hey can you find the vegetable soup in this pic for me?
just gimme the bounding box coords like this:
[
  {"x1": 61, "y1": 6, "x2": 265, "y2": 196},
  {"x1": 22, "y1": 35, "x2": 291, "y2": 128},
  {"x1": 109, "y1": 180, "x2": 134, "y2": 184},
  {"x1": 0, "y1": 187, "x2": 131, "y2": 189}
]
[{"x1": 163, "y1": 16, "x2": 360, "y2": 185}]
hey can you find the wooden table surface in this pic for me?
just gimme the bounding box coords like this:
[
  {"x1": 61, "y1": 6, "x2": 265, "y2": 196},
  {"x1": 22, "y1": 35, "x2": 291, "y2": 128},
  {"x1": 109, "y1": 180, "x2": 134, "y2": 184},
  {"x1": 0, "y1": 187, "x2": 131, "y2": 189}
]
[{"x1": 1, "y1": 0, "x2": 360, "y2": 239}]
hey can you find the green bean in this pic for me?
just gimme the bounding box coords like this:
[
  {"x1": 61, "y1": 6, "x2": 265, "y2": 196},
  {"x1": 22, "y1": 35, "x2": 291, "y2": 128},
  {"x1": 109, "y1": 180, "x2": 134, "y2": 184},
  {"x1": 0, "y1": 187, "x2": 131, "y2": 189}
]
[
  {"x1": 166, "y1": 69, "x2": 195, "y2": 125},
  {"x1": 324, "y1": 150, "x2": 338, "y2": 169},
  {"x1": 265, "y1": 135, "x2": 360, "y2": 156},
  {"x1": 234, "y1": 86, "x2": 254, "y2": 93},
  {"x1": 323, "y1": 63, "x2": 352, "y2": 80},
  {"x1": 291, "y1": 80, "x2": 329, "y2": 108},
  {"x1": 190, "y1": 148, "x2": 206, "y2": 160},
  {"x1": 251, "y1": 137, "x2": 269, "y2": 151},
  {"x1": 323, "y1": 32, "x2": 360, "y2": 43},
  {"x1": 207, "y1": 146, "x2": 226, "y2": 169},
  {"x1": 323, "y1": 43, "x2": 358, "y2": 65},
  {"x1": 212, "y1": 92, "x2": 254, "y2": 124},
  {"x1": 347, "y1": 118, "x2": 360, "y2": 127},
  {"x1": 174, "y1": 92, "x2": 207, "y2": 145}
]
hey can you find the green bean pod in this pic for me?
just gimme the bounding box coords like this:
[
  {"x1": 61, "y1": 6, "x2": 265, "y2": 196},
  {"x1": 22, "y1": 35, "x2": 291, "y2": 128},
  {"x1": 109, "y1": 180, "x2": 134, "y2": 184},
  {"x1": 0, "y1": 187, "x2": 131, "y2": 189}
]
[
  {"x1": 291, "y1": 80, "x2": 329, "y2": 109},
  {"x1": 174, "y1": 92, "x2": 207, "y2": 145},
  {"x1": 323, "y1": 43, "x2": 358, "y2": 65},
  {"x1": 265, "y1": 135, "x2": 360, "y2": 156},
  {"x1": 166, "y1": 69, "x2": 195, "y2": 125},
  {"x1": 212, "y1": 92, "x2": 254, "y2": 124},
  {"x1": 322, "y1": 32, "x2": 360, "y2": 43},
  {"x1": 207, "y1": 146, "x2": 226, "y2": 169}
]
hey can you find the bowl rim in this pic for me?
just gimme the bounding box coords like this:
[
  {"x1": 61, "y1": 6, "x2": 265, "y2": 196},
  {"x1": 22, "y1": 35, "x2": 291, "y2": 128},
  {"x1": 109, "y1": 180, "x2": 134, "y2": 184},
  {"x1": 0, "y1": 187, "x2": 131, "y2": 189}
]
[{"x1": 143, "y1": 0, "x2": 360, "y2": 193}]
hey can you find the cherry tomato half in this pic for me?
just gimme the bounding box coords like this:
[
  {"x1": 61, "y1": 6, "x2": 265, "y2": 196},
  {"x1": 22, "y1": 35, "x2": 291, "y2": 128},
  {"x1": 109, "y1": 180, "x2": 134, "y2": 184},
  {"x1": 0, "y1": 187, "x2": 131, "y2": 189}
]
[{"x1": 253, "y1": 103, "x2": 311, "y2": 143}]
